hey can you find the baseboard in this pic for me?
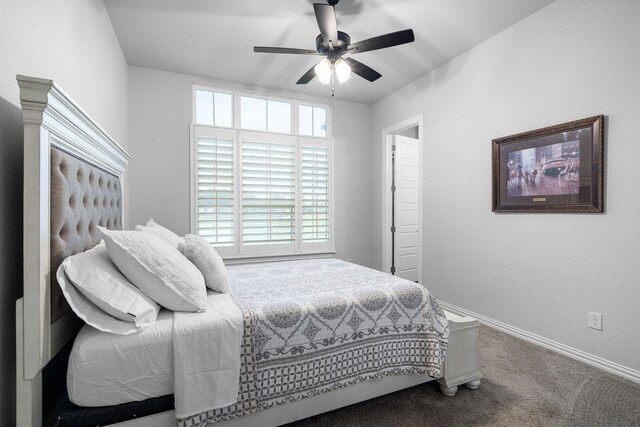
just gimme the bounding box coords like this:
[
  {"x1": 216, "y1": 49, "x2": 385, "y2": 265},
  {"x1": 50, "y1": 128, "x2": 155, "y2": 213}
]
[{"x1": 438, "y1": 301, "x2": 640, "y2": 384}]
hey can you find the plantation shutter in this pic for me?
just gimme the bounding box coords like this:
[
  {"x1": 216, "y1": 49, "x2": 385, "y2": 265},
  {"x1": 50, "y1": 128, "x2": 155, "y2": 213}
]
[
  {"x1": 239, "y1": 131, "x2": 296, "y2": 254},
  {"x1": 193, "y1": 127, "x2": 235, "y2": 256},
  {"x1": 300, "y1": 138, "x2": 331, "y2": 252}
]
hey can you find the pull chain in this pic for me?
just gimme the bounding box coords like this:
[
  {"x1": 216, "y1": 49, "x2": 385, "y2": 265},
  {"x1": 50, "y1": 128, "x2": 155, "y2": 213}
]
[{"x1": 331, "y1": 71, "x2": 335, "y2": 97}]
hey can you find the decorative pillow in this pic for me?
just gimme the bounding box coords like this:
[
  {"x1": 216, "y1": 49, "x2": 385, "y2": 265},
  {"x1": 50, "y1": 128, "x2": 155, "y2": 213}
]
[
  {"x1": 135, "y1": 218, "x2": 184, "y2": 251},
  {"x1": 99, "y1": 227, "x2": 207, "y2": 312},
  {"x1": 61, "y1": 242, "x2": 160, "y2": 327},
  {"x1": 181, "y1": 234, "x2": 229, "y2": 293}
]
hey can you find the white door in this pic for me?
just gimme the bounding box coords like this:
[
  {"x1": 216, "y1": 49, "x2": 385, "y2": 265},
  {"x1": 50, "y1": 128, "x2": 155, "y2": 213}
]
[{"x1": 393, "y1": 135, "x2": 420, "y2": 282}]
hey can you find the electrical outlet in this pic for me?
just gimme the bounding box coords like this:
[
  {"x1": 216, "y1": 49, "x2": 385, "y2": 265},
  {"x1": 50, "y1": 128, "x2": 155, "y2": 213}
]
[{"x1": 588, "y1": 312, "x2": 602, "y2": 331}]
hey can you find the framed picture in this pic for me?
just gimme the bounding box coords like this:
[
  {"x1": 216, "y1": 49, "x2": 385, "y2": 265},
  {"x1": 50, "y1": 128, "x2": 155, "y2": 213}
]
[{"x1": 492, "y1": 115, "x2": 604, "y2": 213}]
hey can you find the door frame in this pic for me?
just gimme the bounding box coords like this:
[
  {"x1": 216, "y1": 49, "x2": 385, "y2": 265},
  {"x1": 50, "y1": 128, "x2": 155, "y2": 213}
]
[{"x1": 381, "y1": 114, "x2": 423, "y2": 283}]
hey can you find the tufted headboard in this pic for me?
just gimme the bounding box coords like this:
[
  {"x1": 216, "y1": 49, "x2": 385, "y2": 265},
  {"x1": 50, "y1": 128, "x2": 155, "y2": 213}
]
[
  {"x1": 16, "y1": 75, "x2": 130, "y2": 426},
  {"x1": 50, "y1": 147, "x2": 123, "y2": 322}
]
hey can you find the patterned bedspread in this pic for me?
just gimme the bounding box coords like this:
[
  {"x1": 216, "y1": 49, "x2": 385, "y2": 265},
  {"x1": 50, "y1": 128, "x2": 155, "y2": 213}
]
[{"x1": 178, "y1": 259, "x2": 449, "y2": 427}]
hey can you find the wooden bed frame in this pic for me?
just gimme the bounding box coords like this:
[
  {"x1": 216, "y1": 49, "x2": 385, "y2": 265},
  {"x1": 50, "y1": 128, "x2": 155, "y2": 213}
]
[{"x1": 15, "y1": 75, "x2": 482, "y2": 427}]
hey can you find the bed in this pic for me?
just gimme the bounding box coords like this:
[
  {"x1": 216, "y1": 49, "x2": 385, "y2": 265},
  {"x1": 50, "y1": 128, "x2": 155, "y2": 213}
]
[{"x1": 15, "y1": 75, "x2": 482, "y2": 427}]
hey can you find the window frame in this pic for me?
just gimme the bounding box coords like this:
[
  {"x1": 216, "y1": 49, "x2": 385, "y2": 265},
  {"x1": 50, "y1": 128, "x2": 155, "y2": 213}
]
[{"x1": 190, "y1": 85, "x2": 334, "y2": 261}]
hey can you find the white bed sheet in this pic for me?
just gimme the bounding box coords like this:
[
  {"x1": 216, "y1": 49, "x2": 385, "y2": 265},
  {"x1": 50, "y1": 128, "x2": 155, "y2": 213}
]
[
  {"x1": 67, "y1": 307, "x2": 175, "y2": 407},
  {"x1": 68, "y1": 291, "x2": 243, "y2": 409}
]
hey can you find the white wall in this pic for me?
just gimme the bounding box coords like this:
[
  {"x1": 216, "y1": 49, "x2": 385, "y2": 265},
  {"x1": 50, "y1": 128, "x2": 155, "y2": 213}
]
[
  {"x1": 0, "y1": 1, "x2": 128, "y2": 145},
  {"x1": 128, "y1": 66, "x2": 373, "y2": 267},
  {"x1": 0, "y1": 0, "x2": 128, "y2": 423},
  {"x1": 371, "y1": 0, "x2": 640, "y2": 373}
]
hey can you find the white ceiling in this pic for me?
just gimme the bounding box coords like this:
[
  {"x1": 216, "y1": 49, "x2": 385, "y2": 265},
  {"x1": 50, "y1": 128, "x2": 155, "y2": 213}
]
[{"x1": 105, "y1": 0, "x2": 555, "y2": 105}]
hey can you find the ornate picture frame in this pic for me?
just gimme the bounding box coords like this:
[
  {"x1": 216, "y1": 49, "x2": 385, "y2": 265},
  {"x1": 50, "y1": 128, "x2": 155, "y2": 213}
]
[{"x1": 492, "y1": 115, "x2": 604, "y2": 213}]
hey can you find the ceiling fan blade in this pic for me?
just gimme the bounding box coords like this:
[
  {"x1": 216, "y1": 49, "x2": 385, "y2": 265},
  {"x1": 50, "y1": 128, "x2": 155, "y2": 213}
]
[
  {"x1": 254, "y1": 46, "x2": 319, "y2": 55},
  {"x1": 296, "y1": 63, "x2": 319, "y2": 85},
  {"x1": 346, "y1": 29, "x2": 415, "y2": 54},
  {"x1": 313, "y1": 3, "x2": 338, "y2": 47},
  {"x1": 343, "y1": 57, "x2": 382, "y2": 82}
]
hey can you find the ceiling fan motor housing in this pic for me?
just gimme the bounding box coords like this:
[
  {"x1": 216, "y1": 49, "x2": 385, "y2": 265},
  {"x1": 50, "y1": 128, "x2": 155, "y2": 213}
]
[{"x1": 315, "y1": 31, "x2": 351, "y2": 58}]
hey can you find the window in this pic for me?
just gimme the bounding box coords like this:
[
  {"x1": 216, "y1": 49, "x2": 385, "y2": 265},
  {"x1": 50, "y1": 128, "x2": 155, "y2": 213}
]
[
  {"x1": 192, "y1": 88, "x2": 332, "y2": 258},
  {"x1": 240, "y1": 96, "x2": 292, "y2": 134},
  {"x1": 299, "y1": 105, "x2": 327, "y2": 137},
  {"x1": 195, "y1": 89, "x2": 232, "y2": 127}
]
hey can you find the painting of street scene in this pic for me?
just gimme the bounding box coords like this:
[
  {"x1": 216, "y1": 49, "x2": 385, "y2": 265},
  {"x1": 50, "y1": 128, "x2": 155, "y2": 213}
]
[{"x1": 507, "y1": 140, "x2": 579, "y2": 197}]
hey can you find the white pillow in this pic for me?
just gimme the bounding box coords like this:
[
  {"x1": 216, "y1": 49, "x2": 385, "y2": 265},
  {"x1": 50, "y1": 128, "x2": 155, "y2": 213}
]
[
  {"x1": 135, "y1": 218, "x2": 184, "y2": 251},
  {"x1": 99, "y1": 227, "x2": 207, "y2": 312},
  {"x1": 181, "y1": 234, "x2": 229, "y2": 293},
  {"x1": 61, "y1": 242, "x2": 160, "y2": 326},
  {"x1": 57, "y1": 255, "x2": 159, "y2": 335}
]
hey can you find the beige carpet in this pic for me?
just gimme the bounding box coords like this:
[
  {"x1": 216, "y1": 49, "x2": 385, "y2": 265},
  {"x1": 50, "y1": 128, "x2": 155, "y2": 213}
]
[{"x1": 285, "y1": 326, "x2": 640, "y2": 427}]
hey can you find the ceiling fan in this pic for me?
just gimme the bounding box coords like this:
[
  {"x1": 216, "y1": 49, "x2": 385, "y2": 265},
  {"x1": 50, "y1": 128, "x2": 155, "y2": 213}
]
[{"x1": 253, "y1": 0, "x2": 415, "y2": 85}]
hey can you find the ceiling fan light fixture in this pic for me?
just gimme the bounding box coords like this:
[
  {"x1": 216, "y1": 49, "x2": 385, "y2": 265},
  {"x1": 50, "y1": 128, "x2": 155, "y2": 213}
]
[
  {"x1": 315, "y1": 58, "x2": 332, "y2": 85},
  {"x1": 334, "y1": 58, "x2": 351, "y2": 84}
]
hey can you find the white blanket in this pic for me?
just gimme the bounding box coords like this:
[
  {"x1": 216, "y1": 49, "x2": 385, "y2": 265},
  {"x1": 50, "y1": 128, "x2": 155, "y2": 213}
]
[{"x1": 172, "y1": 291, "x2": 244, "y2": 418}]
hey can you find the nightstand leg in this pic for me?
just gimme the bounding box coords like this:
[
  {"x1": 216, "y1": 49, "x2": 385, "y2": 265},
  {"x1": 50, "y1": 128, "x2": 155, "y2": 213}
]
[
  {"x1": 439, "y1": 384, "x2": 458, "y2": 397},
  {"x1": 465, "y1": 379, "x2": 481, "y2": 389}
]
